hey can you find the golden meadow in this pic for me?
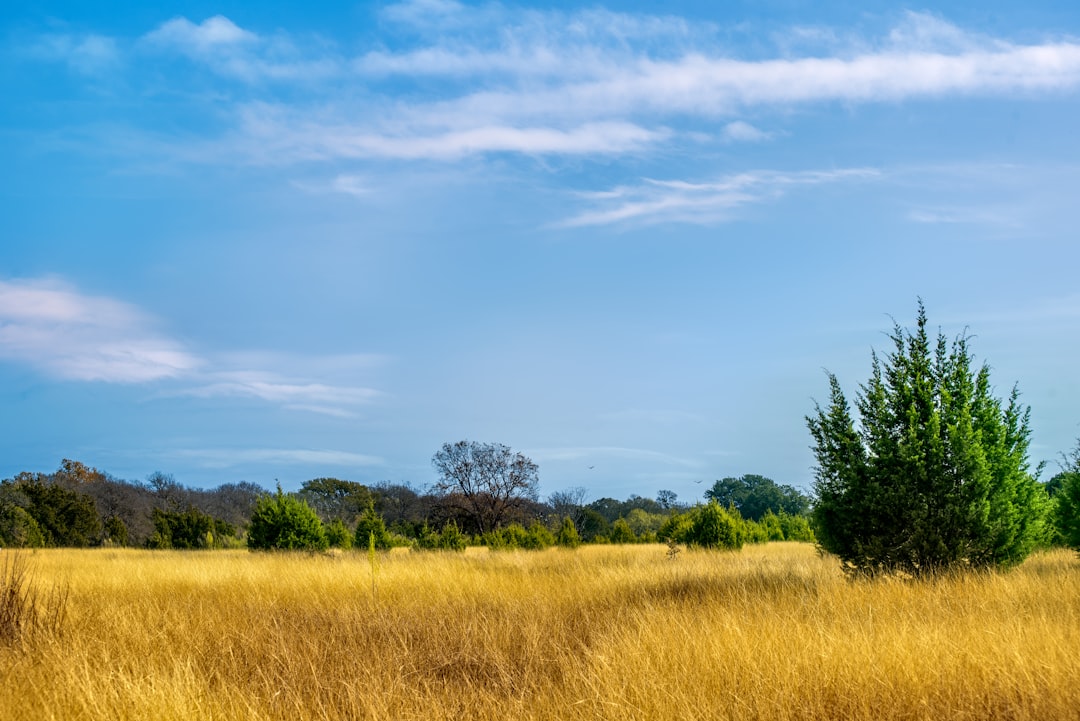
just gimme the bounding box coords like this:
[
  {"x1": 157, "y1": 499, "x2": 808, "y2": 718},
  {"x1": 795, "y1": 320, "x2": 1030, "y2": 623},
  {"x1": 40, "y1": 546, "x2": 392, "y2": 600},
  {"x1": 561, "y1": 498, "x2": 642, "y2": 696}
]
[{"x1": 2, "y1": 543, "x2": 1079, "y2": 721}]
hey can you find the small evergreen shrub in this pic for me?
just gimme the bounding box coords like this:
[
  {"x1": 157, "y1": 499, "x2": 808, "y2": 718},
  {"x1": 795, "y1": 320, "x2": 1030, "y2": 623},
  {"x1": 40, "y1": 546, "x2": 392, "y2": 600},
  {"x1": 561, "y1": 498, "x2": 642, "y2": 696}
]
[
  {"x1": 1053, "y1": 471, "x2": 1080, "y2": 551},
  {"x1": 690, "y1": 501, "x2": 742, "y2": 550},
  {"x1": 248, "y1": 487, "x2": 328, "y2": 551},
  {"x1": 438, "y1": 521, "x2": 468, "y2": 552},
  {"x1": 608, "y1": 518, "x2": 637, "y2": 544},
  {"x1": 522, "y1": 521, "x2": 555, "y2": 550},
  {"x1": 325, "y1": 519, "x2": 353, "y2": 549},
  {"x1": 103, "y1": 516, "x2": 129, "y2": 547},
  {"x1": 0, "y1": 506, "x2": 46, "y2": 549},
  {"x1": 556, "y1": 517, "x2": 581, "y2": 548},
  {"x1": 777, "y1": 511, "x2": 815, "y2": 542},
  {"x1": 354, "y1": 503, "x2": 392, "y2": 551},
  {"x1": 491, "y1": 523, "x2": 529, "y2": 550},
  {"x1": 657, "y1": 512, "x2": 694, "y2": 545}
]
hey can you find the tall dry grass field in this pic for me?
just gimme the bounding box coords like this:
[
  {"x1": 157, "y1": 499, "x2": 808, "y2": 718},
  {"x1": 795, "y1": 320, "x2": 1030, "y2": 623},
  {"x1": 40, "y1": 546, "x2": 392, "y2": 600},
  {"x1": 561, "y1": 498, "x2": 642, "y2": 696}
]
[{"x1": 1, "y1": 543, "x2": 1078, "y2": 720}]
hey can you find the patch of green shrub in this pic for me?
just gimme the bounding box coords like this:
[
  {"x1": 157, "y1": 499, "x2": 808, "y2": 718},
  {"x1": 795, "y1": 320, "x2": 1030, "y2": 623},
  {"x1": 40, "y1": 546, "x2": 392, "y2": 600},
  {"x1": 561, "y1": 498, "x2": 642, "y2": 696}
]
[
  {"x1": 556, "y1": 517, "x2": 581, "y2": 548},
  {"x1": 0, "y1": 506, "x2": 46, "y2": 549},
  {"x1": 325, "y1": 519, "x2": 353, "y2": 549},
  {"x1": 522, "y1": 521, "x2": 555, "y2": 550},
  {"x1": 248, "y1": 487, "x2": 328, "y2": 552},
  {"x1": 354, "y1": 503, "x2": 391, "y2": 550},
  {"x1": 690, "y1": 501, "x2": 742, "y2": 550},
  {"x1": 608, "y1": 518, "x2": 637, "y2": 544}
]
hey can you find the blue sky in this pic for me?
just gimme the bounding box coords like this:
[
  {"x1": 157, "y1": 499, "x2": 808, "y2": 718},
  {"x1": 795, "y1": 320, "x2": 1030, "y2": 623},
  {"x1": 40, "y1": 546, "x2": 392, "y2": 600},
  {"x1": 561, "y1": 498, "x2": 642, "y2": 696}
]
[{"x1": 2, "y1": 0, "x2": 1079, "y2": 502}]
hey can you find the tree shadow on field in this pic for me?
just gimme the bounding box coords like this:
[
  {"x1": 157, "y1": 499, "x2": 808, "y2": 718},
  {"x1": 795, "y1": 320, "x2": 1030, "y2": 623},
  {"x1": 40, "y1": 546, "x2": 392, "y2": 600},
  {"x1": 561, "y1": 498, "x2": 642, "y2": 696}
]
[{"x1": 638, "y1": 567, "x2": 822, "y2": 607}]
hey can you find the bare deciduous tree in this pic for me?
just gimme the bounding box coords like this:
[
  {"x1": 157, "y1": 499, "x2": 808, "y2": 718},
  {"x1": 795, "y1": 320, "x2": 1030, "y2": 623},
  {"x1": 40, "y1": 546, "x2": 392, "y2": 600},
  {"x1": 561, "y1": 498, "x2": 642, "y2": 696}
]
[
  {"x1": 431, "y1": 441, "x2": 539, "y2": 535},
  {"x1": 548, "y1": 486, "x2": 589, "y2": 529}
]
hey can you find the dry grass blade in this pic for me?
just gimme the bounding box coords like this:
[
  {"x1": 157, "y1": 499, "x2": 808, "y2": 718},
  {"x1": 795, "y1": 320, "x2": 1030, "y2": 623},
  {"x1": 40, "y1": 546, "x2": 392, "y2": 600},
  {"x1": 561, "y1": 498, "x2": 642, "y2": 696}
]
[{"x1": 0, "y1": 551, "x2": 67, "y2": 647}]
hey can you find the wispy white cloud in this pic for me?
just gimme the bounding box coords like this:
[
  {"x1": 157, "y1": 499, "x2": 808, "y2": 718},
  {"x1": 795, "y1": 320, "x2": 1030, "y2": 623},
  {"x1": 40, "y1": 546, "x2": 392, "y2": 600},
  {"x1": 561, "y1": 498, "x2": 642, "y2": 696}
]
[
  {"x1": 528, "y1": 445, "x2": 703, "y2": 468},
  {"x1": 23, "y1": 32, "x2": 121, "y2": 75},
  {"x1": 278, "y1": 12, "x2": 1080, "y2": 160},
  {"x1": 291, "y1": 174, "x2": 372, "y2": 198},
  {"x1": 144, "y1": 16, "x2": 256, "y2": 52},
  {"x1": 885, "y1": 10, "x2": 1006, "y2": 55},
  {"x1": 0, "y1": 278, "x2": 200, "y2": 382},
  {"x1": 381, "y1": 0, "x2": 469, "y2": 30},
  {"x1": 562, "y1": 168, "x2": 879, "y2": 228},
  {"x1": 721, "y1": 120, "x2": 772, "y2": 143},
  {"x1": 169, "y1": 447, "x2": 385, "y2": 469},
  {"x1": 0, "y1": 277, "x2": 382, "y2": 416},
  {"x1": 907, "y1": 206, "x2": 1019, "y2": 226},
  {"x1": 25, "y1": 10, "x2": 1080, "y2": 161},
  {"x1": 180, "y1": 372, "x2": 380, "y2": 416},
  {"x1": 234, "y1": 105, "x2": 665, "y2": 161},
  {"x1": 141, "y1": 15, "x2": 340, "y2": 82}
]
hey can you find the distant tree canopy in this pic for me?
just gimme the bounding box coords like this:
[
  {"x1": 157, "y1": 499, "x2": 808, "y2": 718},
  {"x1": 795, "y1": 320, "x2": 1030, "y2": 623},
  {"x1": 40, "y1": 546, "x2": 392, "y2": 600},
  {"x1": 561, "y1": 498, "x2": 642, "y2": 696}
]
[
  {"x1": 704, "y1": 474, "x2": 810, "y2": 521},
  {"x1": 808, "y1": 302, "x2": 1050, "y2": 577},
  {"x1": 19, "y1": 477, "x2": 101, "y2": 547},
  {"x1": 431, "y1": 441, "x2": 540, "y2": 535},
  {"x1": 587, "y1": 495, "x2": 664, "y2": 523},
  {"x1": 296, "y1": 477, "x2": 372, "y2": 524}
]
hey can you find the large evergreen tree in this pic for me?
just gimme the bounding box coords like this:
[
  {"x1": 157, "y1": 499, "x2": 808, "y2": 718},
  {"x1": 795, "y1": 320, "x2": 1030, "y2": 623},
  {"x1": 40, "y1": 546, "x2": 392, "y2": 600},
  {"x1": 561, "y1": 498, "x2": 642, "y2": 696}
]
[{"x1": 807, "y1": 302, "x2": 1049, "y2": 577}]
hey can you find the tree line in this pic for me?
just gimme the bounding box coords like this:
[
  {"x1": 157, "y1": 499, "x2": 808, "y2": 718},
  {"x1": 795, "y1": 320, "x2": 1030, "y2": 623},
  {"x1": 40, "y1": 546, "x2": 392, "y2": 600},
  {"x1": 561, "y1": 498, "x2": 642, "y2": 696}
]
[{"x1": 0, "y1": 451, "x2": 815, "y2": 552}]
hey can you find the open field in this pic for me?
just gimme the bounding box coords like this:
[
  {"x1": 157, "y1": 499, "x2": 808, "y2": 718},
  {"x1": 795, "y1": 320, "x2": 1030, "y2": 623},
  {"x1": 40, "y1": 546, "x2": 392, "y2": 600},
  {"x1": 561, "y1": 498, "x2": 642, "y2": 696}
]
[{"x1": 2, "y1": 543, "x2": 1079, "y2": 720}]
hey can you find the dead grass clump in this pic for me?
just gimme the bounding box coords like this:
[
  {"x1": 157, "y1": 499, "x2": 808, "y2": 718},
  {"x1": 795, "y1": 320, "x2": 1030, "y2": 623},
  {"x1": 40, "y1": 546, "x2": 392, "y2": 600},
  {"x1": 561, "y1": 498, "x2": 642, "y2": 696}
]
[{"x1": 0, "y1": 552, "x2": 67, "y2": 647}]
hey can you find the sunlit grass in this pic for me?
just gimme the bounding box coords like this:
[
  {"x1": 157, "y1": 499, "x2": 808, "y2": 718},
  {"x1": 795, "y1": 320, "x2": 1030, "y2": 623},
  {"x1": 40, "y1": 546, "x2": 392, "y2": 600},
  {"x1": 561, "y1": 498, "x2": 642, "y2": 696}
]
[{"x1": 2, "y1": 543, "x2": 1077, "y2": 720}]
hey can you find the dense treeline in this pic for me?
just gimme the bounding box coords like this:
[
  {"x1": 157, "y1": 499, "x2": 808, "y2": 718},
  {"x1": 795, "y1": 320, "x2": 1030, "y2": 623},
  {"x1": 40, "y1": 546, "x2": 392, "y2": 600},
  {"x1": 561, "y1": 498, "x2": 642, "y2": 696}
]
[
  {"x1": 0, "y1": 459, "x2": 818, "y2": 551},
  {"x1": 0, "y1": 460, "x2": 262, "y2": 549}
]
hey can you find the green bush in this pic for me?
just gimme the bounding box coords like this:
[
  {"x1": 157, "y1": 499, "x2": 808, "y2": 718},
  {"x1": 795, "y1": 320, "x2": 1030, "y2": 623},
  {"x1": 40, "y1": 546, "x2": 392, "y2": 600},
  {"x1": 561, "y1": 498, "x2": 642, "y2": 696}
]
[
  {"x1": 325, "y1": 519, "x2": 353, "y2": 549},
  {"x1": 690, "y1": 501, "x2": 742, "y2": 550},
  {"x1": 248, "y1": 487, "x2": 328, "y2": 551},
  {"x1": 777, "y1": 511, "x2": 815, "y2": 542},
  {"x1": 413, "y1": 522, "x2": 467, "y2": 551},
  {"x1": 438, "y1": 521, "x2": 468, "y2": 552},
  {"x1": 758, "y1": 511, "x2": 786, "y2": 542},
  {"x1": 522, "y1": 521, "x2": 555, "y2": 550},
  {"x1": 487, "y1": 523, "x2": 529, "y2": 550},
  {"x1": 740, "y1": 516, "x2": 771, "y2": 544},
  {"x1": 20, "y1": 481, "x2": 101, "y2": 547},
  {"x1": 1053, "y1": 471, "x2": 1080, "y2": 551},
  {"x1": 657, "y1": 511, "x2": 695, "y2": 545},
  {"x1": 354, "y1": 503, "x2": 392, "y2": 550},
  {"x1": 147, "y1": 507, "x2": 230, "y2": 549},
  {"x1": 103, "y1": 516, "x2": 129, "y2": 547},
  {"x1": 556, "y1": 517, "x2": 581, "y2": 548},
  {"x1": 578, "y1": 508, "x2": 610, "y2": 542},
  {"x1": 608, "y1": 518, "x2": 637, "y2": 544},
  {"x1": 0, "y1": 506, "x2": 46, "y2": 548}
]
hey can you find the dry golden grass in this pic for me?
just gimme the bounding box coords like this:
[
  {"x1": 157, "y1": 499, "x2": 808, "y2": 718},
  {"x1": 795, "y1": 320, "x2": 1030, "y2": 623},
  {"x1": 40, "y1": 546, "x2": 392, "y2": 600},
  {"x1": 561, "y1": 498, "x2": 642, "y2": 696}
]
[{"x1": 1, "y1": 543, "x2": 1078, "y2": 720}]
